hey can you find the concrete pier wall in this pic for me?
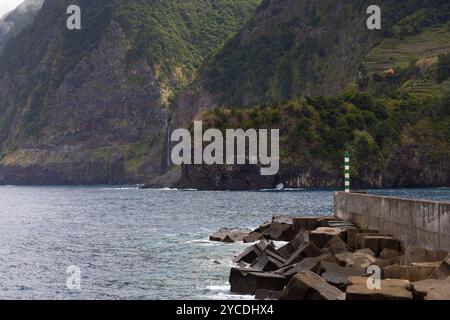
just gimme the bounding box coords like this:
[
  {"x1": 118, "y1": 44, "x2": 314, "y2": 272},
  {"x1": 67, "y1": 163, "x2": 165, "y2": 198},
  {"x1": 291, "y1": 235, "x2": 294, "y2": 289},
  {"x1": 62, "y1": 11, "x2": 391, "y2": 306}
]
[{"x1": 334, "y1": 192, "x2": 450, "y2": 251}]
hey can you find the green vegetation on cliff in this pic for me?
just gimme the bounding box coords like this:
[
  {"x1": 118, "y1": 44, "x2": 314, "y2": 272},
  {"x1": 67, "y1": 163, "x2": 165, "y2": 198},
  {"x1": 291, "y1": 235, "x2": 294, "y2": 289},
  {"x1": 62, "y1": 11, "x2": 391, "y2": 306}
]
[
  {"x1": 199, "y1": 0, "x2": 450, "y2": 106},
  {"x1": 201, "y1": 86, "x2": 450, "y2": 187},
  {"x1": 115, "y1": 0, "x2": 261, "y2": 85},
  {"x1": 0, "y1": 0, "x2": 261, "y2": 184}
]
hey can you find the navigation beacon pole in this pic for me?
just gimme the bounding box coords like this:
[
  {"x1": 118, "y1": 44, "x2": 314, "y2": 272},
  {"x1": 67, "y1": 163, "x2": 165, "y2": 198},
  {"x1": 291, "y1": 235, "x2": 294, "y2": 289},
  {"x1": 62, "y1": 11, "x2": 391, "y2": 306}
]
[{"x1": 344, "y1": 151, "x2": 350, "y2": 193}]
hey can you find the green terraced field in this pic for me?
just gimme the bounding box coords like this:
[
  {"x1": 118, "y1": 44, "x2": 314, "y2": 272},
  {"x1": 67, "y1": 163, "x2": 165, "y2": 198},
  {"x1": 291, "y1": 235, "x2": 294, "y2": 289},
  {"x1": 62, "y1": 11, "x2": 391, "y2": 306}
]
[{"x1": 365, "y1": 26, "x2": 450, "y2": 73}]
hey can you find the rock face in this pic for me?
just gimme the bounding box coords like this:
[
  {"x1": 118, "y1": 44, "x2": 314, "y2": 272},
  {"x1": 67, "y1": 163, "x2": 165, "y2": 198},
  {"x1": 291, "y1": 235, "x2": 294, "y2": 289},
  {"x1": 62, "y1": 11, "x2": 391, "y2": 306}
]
[
  {"x1": 0, "y1": 0, "x2": 44, "y2": 53},
  {"x1": 0, "y1": 0, "x2": 260, "y2": 185},
  {"x1": 280, "y1": 271, "x2": 345, "y2": 301}
]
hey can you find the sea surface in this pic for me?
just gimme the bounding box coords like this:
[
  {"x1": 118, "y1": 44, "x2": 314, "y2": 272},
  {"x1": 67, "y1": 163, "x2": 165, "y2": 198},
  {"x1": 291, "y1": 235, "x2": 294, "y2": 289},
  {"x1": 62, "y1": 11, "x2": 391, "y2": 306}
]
[{"x1": 0, "y1": 186, "x2": 448, "y2": 300}]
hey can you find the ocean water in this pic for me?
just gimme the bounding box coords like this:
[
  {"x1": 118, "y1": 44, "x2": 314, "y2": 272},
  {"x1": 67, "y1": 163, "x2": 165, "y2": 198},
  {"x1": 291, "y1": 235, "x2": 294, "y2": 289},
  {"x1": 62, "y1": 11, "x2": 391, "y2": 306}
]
[{"x1": 0, "y1": 186, "x2": 448, "y2": 300}]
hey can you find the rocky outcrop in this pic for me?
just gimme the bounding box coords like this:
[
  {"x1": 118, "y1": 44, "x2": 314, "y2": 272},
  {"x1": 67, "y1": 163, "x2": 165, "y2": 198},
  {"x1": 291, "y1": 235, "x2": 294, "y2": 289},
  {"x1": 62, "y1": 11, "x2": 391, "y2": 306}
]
[{"x1": 0, "y1": 0, "x2": 259, "y2": 185}]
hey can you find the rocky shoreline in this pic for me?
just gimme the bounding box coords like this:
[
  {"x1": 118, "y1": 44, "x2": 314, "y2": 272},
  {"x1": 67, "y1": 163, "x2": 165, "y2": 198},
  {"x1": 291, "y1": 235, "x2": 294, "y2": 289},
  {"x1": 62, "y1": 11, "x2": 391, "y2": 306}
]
[{"x1": 210, "y1": 215, "x2": 450, "y2": 300}]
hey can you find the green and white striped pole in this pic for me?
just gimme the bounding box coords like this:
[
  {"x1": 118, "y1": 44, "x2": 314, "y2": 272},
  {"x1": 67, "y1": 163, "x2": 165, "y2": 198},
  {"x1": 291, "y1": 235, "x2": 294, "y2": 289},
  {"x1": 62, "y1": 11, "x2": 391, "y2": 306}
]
[{"x1": 344, "y1": 151, "x2": 350, "y2": 193}]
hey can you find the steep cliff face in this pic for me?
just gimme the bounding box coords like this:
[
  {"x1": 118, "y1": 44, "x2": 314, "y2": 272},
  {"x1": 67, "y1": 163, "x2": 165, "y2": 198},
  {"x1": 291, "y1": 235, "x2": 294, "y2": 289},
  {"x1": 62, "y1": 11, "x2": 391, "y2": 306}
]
[
  {"x1": 0, "y1": 0, "x2": 44, "y2": 52},
  {"x1": 0, "y1": 0, "x2": 260, "y2": 184},
  {"x1": 0, "y1": 0, "x2": 448, "y2": 187},
  {"x1": 173, "y1": 0, "x2": 450, "y2": 190}
]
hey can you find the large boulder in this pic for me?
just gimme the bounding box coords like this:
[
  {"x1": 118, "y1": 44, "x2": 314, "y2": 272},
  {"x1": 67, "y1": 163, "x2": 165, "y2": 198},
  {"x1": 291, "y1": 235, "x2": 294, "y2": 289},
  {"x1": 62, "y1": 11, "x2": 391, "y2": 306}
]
[
  {"x1": 320, "y1": 261, "x2": 365, "y2": 288},
  {"x1": 403, "y1": 246, "x2": 448, "y2": 265},
  {"x1": 280, "y1": 271, "x2": 345, "y2": 300},
  {"x1": 277, "y1": 229, "x2": 309, "y2": 258},
  {"x1": 346, "y1": 277, "x2": 413, "y2": 300},
  {"x1": 278, "y1": 254, "x2": 331, "y2": 278},
  {"x1": 263, "y1": 222, "x2": 294, "y2": 242},
  {"x1": 210, "y1": 228, "x2": 252, "y2": 243},
  {"x1": 411, "y1": 277, "x2": 450, "y2": 300},
  {"x1": 253, "y1": 221, "x2": 272, "y2": 233},
  {"x1": 233, "y1": 241, "x2": 274, "y2": 264},
  {"x1": 272, "y1": 215, "x2": 294, "y2": 225},
  {"x1": 310, "y1": 227, "x2": 346, "y2": 249},
  {"x1": 346, "y1": 229, "x2": 378, "y2": 250},
  {"x1": 251, "y1": 249, "x2": 287, "y2": 272},
  {"x1": 327, "y1": 220, "x2": 356, "y2": 229},
  {"x1": 383, "y1": 264, "x2": 438, "y2": 282},
  {"x1": 325, "y1": 236, "x2": 353, "y2": 255},
  {"x1": 292, "y1": 216, "x2": 334, "y2": 233},
  {"x1": 429, "y1": 254, "x2": 450, "y2": 279},
  {"x1": 356, "y1": 234, "x2": 401, "y2": 256},
  {"x1": 335, "y1": 251, "x2": 377, "y2": 269},
  {"x1": 379, "y1": 248, "x2": 402, "y2": 260},
  {"x1": 283, "y1": 242, "x2": 322, "y2": 266},
  {"x1": 243, "y1": 232, "x2": 265, "y2": 243},
  {"x1": 229, "y1": 268, "x2": 289, "y2": 295}
]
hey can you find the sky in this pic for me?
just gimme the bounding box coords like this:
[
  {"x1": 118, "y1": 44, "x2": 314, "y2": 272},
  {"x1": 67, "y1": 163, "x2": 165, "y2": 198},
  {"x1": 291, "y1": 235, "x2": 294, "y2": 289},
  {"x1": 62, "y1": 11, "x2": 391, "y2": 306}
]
[{"x1": 0, "y1": 0, "x2": 24, "y2": 17}]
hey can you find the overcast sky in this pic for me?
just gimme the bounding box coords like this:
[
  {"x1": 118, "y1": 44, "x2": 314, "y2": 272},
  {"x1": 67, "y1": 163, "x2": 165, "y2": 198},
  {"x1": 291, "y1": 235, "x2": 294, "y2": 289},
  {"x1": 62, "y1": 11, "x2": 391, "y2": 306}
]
[{"x1": 0, "y1": 0, "x2": 24, "y2": 17}]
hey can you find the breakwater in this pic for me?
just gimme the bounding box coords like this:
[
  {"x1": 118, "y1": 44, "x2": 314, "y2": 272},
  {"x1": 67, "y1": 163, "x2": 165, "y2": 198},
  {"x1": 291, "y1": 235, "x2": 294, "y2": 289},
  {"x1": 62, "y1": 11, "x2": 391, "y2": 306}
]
[
  {"x1": 334, "y1": 192, "x2": 450, "y2": 251},
  {"x1": 211, "y1": 192, "x2": 450, "y2": 300}
]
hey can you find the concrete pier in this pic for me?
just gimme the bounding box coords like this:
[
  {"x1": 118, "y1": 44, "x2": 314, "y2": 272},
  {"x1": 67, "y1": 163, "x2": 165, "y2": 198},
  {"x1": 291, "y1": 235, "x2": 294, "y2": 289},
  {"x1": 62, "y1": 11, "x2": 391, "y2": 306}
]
[{"x1": 334, "y1": 192, "x2": 450, "y2": 251}]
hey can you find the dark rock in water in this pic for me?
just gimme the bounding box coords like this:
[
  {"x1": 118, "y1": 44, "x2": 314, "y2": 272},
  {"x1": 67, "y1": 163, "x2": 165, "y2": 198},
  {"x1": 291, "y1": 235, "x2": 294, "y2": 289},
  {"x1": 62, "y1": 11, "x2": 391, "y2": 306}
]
[
  {"x1": 283, "y1": 242, "x2": 322, "y2": 266},
  {"x1": 346, "y1": 277, "x2": 413, "y2": 300},
  {"x1": 213, "y1": 260, "x2": 221, "y2": 265},
  {"x1": 234, "y1": 241, "x2": 274, "y2": 264},
  {"x1": 243, "y1": 231, "x2": 265, "y2": 243},
  {"x1": 310, "y1": 227, "x2": 346, "y2": 249},
  {"x1": 263, "y1": 222, "x2": 293, "y2": 242},
  {"x1": 292, "y1": 216, "x2": 334, "y2": 233},
  {"x1": 356, "y1": 234, "x2": 401, "y2": 256},
  {"x1": 210, "y1": 228, "x2": 252, "y2": 243},
  {"x1": 346, "y1": 229, "x2": 379, "y2": 250},
  {"x1": 255, "y1": 289, "x2": 282, "y2": 300},
  {"x1": 251, "y1": 249, "x2": 287, "y2": 272},
  {"x1": 320, "y1": 261, "x2": 365, "y2": 288},
  {"x1": 280, "y1": 271, "x2": 344, "y2": 300},
  {"x1": 229, "y1": 268, "x2": 288, "y2": 295},
  {"x1": 403, "y1": 246, "x2": 448, "y2": 265},
  {"x1": 383, "y1": 264, "x2": 438, "y2": 282},
  {"x1": 411, "y1": 277, "x2": 450, "y2": 300},
  {"x1": 280, "y1": 254, "x2": 331, "y2": 278}
]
